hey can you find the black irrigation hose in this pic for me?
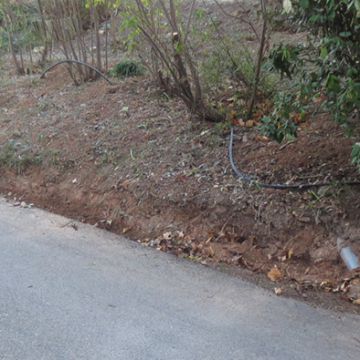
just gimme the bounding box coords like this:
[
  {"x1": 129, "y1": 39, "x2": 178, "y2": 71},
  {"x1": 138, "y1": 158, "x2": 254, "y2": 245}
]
[
  {"x1": 40, "y1": 59, "x2": 114, "y2": 85},
  {"x1": 229, "y1": 126, "x2": 360, "y2": 190}
]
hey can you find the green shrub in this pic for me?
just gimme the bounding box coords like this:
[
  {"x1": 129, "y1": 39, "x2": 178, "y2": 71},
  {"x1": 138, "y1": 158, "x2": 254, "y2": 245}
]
[
  {"x1": 296, "y1": 0, "x2": 360, "y2": 126},
  {"x1": 259, "y1": 93, "x2": 300, "y2": 143},
  {"x1": 109, "y1": 60, "x2": 143, "y2": 78},
  {"x1": 0, "y1": 141, "x2": 42, "y2": 174},
  {"x1": 263, "y1": 0, "x2": 360, "y2": 169}
]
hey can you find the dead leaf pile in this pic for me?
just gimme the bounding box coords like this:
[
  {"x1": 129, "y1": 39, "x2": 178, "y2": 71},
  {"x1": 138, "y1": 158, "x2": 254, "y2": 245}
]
[{"x1": 267, "y1": 266, "x2": 283, "y2": 282}]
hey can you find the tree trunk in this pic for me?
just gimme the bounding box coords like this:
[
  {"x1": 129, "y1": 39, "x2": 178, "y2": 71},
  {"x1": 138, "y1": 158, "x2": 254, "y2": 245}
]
[{"x1": 247, "y1": 0, "x2": 268, "y2": 119}]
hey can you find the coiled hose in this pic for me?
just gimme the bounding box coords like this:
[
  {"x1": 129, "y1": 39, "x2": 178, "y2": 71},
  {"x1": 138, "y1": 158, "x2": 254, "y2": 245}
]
[{"x1": 229, "y1": 126, "x2": 360, "y2": 190}]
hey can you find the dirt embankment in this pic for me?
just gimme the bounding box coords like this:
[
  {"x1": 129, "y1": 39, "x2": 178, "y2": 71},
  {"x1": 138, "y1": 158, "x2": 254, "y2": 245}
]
[{"x1": 1, "y1": 64, "x2": 360, "y2": 312}]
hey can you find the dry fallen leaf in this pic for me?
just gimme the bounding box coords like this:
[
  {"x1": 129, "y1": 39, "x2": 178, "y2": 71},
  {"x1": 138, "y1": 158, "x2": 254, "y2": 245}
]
[
  {"x1": 245, "y1": 120, "x2": 255, "y2": 128},
  {"x1": 274, "y1": 287, "x2": 283, "y2": 296},
  {"x1": 203, "y1": 246, "x2": 215, "y2": 258},
  {"x1": 255, "y1": 134, "x2": 270, "y2": 143},
  {"x1": 207, "y1": 246, "x2": 215, "y2": 257},
  {"x1": 353, "y1": 299, "x2": 360, "y2": 305},
  {"x1": 267, "y1": 266, "x2": 283, "y2": 282},
  {"x1": 122, "y1": 227, "x2": 131, "y2": 234},
  {"x1": 288, "y1": 249, "x2": 294, "y2": 260},
  {"x1": 320, "y1": 280, "x2": 333, "y2": 292}
]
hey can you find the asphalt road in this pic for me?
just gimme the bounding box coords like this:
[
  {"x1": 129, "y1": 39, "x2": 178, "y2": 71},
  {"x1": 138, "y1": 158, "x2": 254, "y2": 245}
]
[{"x1": 0, "y1": 198, "x2": 359, "y2": 360}]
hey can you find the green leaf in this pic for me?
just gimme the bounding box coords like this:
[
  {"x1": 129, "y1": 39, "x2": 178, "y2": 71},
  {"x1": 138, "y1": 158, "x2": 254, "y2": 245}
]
[
  {"x1": 299, "y1": 0, "x2": 310, "y2": 9},
  {"x1": 320, "y1": 46, "x2": 328, "y2": 60},
  {"x1": 326, "y1": 74, "x2": 340, "y2": 92},
  {"x1": 353, "y1": 0, "x2": 360, "y2": 17},
  {"x1": 352, "y1": 143, "x2": 360, "y2": 170},
  {"x1": 339, "y1": 31, "x2": 352, "y2": 38}
]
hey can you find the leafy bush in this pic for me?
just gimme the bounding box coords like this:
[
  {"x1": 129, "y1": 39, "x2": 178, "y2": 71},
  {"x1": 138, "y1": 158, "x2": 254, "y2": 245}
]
[
  {"x1": 109, "y1": 60, "x2": 143, "y2": 78},
  {"x1": 263, "y1": 0, "x2": 360, "y2": 169},
  {"x1": 268, "y1": 43, "x2": 302, "y2": 80},
  {"x1": 259, "y1": 92, "x2": 301, "y2": 142},
  {"x1": 294, "y1": 0, "x2": 360, "y2": 126},
  {"x1": 0, "y1": 2, "x2": 44, "y2": 50},
  {"x1": 116, "y1": 0, "x2": 225, "y2": 122}
]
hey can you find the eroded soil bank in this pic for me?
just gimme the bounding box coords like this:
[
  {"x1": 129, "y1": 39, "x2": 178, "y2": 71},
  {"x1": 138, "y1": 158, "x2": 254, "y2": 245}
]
[{"x1": 1, "y1": 66, "x2": 360, "y2": 312}]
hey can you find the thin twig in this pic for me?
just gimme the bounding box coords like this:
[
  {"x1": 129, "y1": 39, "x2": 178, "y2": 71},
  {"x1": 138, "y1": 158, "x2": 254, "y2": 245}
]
[{"x1": 213, "y1": 0, "x2": 260, "y2": 41}]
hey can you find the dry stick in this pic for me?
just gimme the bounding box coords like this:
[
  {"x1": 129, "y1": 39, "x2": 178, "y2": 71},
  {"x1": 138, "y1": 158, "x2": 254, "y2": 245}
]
[
  {"x1": 137, "y1": 24, "x2": 182, "y2": 91},
  {"x1": 37, "y1": 0, "x2": 49, "y2": 65},
  {"x1": 19, "y1": 48, "x2": 25, "y2": 74},
  {"x1": 56, "y1": 2, "x2": 82, "y2": 83},
  {"x1": 161, "y1": 0, "x2": 201, "y2": 108},
  {"x1": 134, "y1": 1, "x2": 175, "y2": 63},
  {"x1": 143, "y1": 19, "x2": 175, "y2": 66},
  {"x1": 5, "y1": 11, "x2": 25, "y2": 75},
  {"x1": 158, "y1": 0, "x2": 176, "y2": 31},
  {"x1": 247, "y1": 0, "x2": 267, "y2": 119},
  {"x1": 213, "y1": 0, "x2": 260, "y2": 41},
  {"x1": 90, "y1": 5, "x2": 95, "y2": 74},
  {"x1": 67, "y1": 30, "x2": 85, "y2": 80},
  {"x1": 137, "y1": 24, "x2": 193, "y2": 109},
  {"x1": 279, "y1": 140, "x2": 296, "y2": 151},
  {"x1": 134, "y1": 1, "x2": 220, "y2": 121},
  {"x1": 29, "y1": 45, "x2": 33, "y2": 75},
  {"x1": 132, "y1": 2, "x2": 180, "y2": 82},
  {"x1": 70, "y1": 0, "x2": 89, "y2": 79},
  {"x1": 172, "y1": 34, "x2": 194, "y2": 103},
  {"x1": 206, "y1": 11, "x2": 250, "y2": 88},
  {"x1": 63, "y1": 1, "x2": 84, "y2": 79},
  {"x1": 40, "y1": 59, "x2": 114, "y2": 84},
  {"x1": 105, "y1": 0, "x2": 109, "y2": 72},
  {"x1": 94, "y1": 5, "x2": 102, "y2": 73},
  {"x1": 161, "y1": 2, "x2": 193, "y2": 100},
  {"x1": 183, "y1": 0, "x2": 197, "y2": 43},
  {"x1": 6, "y1": 28, "x2": 24, "y2": 75},
  {"x1": 52, "y1": 15, "x2": 77, "y2": 84}
]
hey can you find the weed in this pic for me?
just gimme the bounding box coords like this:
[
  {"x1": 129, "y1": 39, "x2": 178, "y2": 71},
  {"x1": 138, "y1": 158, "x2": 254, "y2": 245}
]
[
  {"x1": 44, "y1": 149, "x2": 62, "y2": 167},
  {"x1": 108, "y1": 60, "x2": 143, "y2": 78},
  {"x1": 351, "y1": 143, "x2": 360, "y2": 171},
  {"x1": 259, "y1": 92, "x2": 303, "y2": 143},
  {"x1": 0, "y1": 141, "x2": 42, "y2": 174}
]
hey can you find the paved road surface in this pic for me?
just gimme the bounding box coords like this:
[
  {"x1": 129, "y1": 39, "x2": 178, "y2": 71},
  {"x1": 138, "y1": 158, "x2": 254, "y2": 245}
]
[{"x1": 0, "y1": 198, "x2": 359, "y2": 359}]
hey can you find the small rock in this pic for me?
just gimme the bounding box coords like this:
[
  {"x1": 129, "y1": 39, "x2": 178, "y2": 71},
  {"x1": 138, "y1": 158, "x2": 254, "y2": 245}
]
[
  {"x1": 20, "y1": 201, "x2": 27, "y2": 208},
  {"x1": 149, "y1": 239, "x2": 161, "y2": 247}
]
